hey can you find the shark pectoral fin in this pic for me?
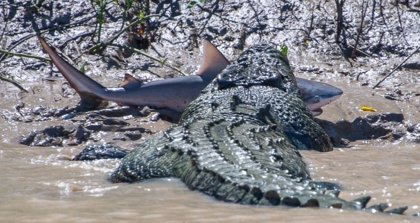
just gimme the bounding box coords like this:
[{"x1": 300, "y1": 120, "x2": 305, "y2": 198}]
[
  {"x1": 196, "y1": 40, "x2": 230, "y2": 80},
  {"x1": 119, "y1": 73, "x2": 144, "y2": 89}
]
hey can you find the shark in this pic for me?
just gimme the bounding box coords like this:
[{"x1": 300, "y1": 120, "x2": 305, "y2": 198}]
[{"x1": 38, "y1": 36, "x2": 342, "y2": 118}]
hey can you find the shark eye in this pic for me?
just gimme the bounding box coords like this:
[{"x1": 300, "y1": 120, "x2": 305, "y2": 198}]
[{"x1": 312, "y1": 96, "x2": 320, "y2": 103}]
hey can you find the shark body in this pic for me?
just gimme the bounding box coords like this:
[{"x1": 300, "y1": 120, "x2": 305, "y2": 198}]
[{"x1": 38, "y1": 37, "x2": 342, "y2": 117}]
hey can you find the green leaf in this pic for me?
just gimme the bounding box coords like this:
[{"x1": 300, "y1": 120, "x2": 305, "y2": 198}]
[
  {"x1": 80, "y1": 63, "x2": 87, "y2": 74},
  {"x1": 279, "y1": 44, "x2": 288, "y2": 59},
  {"x1": 137, "y1": 10, "x2": 146, "y2": 21}
]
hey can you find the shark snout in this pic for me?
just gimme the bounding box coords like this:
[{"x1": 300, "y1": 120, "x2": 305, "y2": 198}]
[
  {"x1": 325, "y1": 84, "x2": 343, "y2": 98},
  {"x1": 296, "y1": 78, "x2": 343, "y2": 115},
  {"x1": 306, "y1": 86, "x2": 343, "y2": 110}
]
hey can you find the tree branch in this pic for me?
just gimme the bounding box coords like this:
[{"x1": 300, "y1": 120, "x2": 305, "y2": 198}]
[
  {"x1": 0, "y1": 74, "x2": 29, "y2": 93},
  {"x1": 0, "y1": 48, "x2": 50, "y2": 61},
  {"x1": 372, "y1": 46, "x2": 420, "y2": 89}
]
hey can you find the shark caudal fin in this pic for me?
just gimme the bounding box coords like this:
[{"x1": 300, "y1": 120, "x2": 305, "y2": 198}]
[
  {"x1": 196, "y1": 40, "x2": 230, "y2": 81},
  {"x1": 38, "y1": 36, "x2": 108, "y2": 110}
]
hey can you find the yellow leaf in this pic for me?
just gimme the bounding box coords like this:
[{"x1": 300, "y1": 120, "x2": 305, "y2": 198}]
[{"x1": 360, "y1": 106, "x2": 377, "y2": 112}]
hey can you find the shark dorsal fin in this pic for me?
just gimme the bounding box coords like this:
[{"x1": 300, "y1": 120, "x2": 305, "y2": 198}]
[
  {"x1": 196, "y1": 40, "x2": 230, "y2": 80},
  {"x1": 120, "y1": 73, "x2": 143, "y2": 89}
]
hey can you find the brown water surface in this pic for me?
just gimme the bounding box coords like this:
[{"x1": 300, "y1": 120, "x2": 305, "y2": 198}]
[{"x1": 0, "y1": 142, "x2": 418, "y2": 223}]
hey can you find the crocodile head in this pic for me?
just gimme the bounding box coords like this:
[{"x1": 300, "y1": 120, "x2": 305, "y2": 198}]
[{"x1": 217, "y1": 44, "x2": 299, "y2": 94}]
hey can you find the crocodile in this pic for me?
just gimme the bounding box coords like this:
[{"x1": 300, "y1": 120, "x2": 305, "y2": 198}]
[{"x1": 103, "y1": 43, "x2": 406, "y2": 213}]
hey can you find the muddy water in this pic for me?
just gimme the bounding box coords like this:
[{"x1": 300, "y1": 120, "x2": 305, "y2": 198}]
[{"x1": 0, "y1": 142, "x2": 418, "y2": 223}]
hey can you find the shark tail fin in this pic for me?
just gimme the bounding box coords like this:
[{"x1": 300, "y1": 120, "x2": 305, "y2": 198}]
[{"x1": 38, "y1": 36, "x2": 108, "y2": 110}]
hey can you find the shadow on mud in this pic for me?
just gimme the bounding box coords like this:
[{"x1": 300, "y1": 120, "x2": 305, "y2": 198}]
[{"x1": 317, "y1": 113, "x2": 410, "y2": 147}]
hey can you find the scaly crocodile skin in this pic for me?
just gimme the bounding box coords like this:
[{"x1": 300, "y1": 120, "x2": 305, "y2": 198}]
[{"x1": 107, "y1": 44, "x2": 406, "y2": 213}]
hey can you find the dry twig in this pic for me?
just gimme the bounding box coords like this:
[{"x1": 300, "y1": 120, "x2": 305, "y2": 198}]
[
  {"x1": 351, "y1": 0, "x2": 368, "y2": 58},
  {"x1": 0, "y1": 48, "x2": 50, "y2": 61},
  {"x1": 0, "y1": 74, "x2": 29, "y2": 93},
  {"x1": 372, "y1": 46, "x2": 420, "y2": 89}
]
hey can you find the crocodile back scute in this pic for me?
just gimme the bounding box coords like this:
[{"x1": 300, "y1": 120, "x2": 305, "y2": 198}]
[{"x1": 217, "y1": 44, "x2": 297, "y2": 94}]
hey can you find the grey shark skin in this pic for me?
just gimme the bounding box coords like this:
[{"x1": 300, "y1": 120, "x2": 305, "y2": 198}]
[
  {"x1": 296, "y1": 78, "x2": 343, "y2": 116},
  {"x1": 39, "y1": 36, "x2": 342, "y2": 116}
]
